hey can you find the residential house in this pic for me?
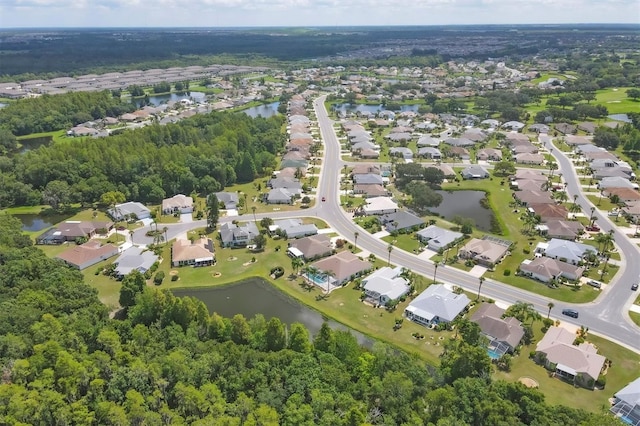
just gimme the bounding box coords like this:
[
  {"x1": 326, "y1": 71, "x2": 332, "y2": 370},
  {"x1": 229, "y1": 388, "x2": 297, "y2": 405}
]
[
  {"x1": 271, "y1": 219, "x2": 318, "y2": 239},
  {"x1": 354, "y1": 173, "x2": 384, "y2": 186},
  {"x1": 113, "y1": 246, "x2": 159, "y2": 279},
  {"x1": 535, "y1": 326, "x2": 606, "y2": 389},
  {"x1": 268, "y1": 176, "x2": 302, "y2": 190},
  {"x1": 417, "y1": 135, "x2": 440, "y2": 147},
  {"x1": 555, "y1": 122, "x2": 577, "y2": 135},
  {"x1": 461, "y1": 165, "x2": 489, "y2": 180},
  {"x1": 287, "y1": 234, "x2": 333, "y2": 261},
  {"x1": 361, "y1": 197, "x2": 398, "y2": 215},
  {"x1": 386, "y1": 132, "x2": 413, "y2": 142},
  {"x1": 566, "y1": 135, "x2": 592, "y2": 146},
  {"x1": 519, "y1": 257, "x2": 585, "y2": 283},
  {"x1": 502, "y1": 121, "x2": 525, "y2": 131},
  {"x1": 426, "y1": 164, "x2": 456, "y2": 179},
  {"x1": 172, "y1": 238, "x2": 215, "y2": 267},
  {"x1": 378, "y1": 210, "x2": 424, "y2": 232},
  {"x1": 213, "y1": 192, "x2": 239, "y2": 210},
  {"x1": 539, "y1": 220, "x2": 584, "y2": 241},
  {"x1": 476, "y1": 148, "x2": 502, "y2": 162},
  {"x1": 528, "y1": 123, "x2": 550, "y2": 133},
  {"x1": 461, "y1": 128, "x2": 487, "y2": 142},
  {"x1": 459, "y1": 237, "x2": 511, "y2": 268},
  {"x1": 404, "y1": 284, "x2": 470, "y2": 327},
  {"x1": 622, "y1": 201, "x2": 640, "y2": 224},
  {"x1": 529, "y1": 203, "x2": 568, "y2": 222},
  {"x1": 416, "y1": 225, "x2": 464, "y2": 252},
  {"x1": 389, "y1": 147, "x2": 414, "y2": 160},
  {"x1": 354, "y1": 184, "x2": 388, "y2": 198},
  {"x1": 219, "y1": 222, "x2": 259, "y2": 248},
  {"x1": 610, "y1": 377, "x2": 640, "y2": 425},
  {"x1": 359, "y1": 149, "x2": 380, "y2": 159},
  {"x1": 108, "y1": 202, "x2": 151, "y2": 221},
  {"x1": 577, "y1": 122, "x2": 597, "y2": 134},
  {"x1": 266, "y1": 188, "x2": 297, "y2": 204},
  {"x1": 445, "y1": 137, "x2": 475, "y2": 147},
  {"x1": 513, "y1": 169, "x2": 547, "y2": 182},
  {"x1": 310, "y1": 251, "x2": 372, "y2": 287},
  {"x1": 362, "y1": 266, "x2": 411, "y2": 306},
  {"x1": 513, "y1": 190, "x2": 555, "y2": 206},
  {"x1": 162, "y1": 194, "x2": 194, "y2": 215},
  {"x1": 598, "y1": 177, "x2": 638, "y2": 191},
  {"x1": 418, "y1": 147, "x2": 442, "y2": 159},
  {"x1": 515, "y1": 153, "x2": 545, "y2": 165},
  {"x1": 447, "y1": 146, "x2": 471, "y2": 160},
  {"x1": 352, "y1": 164, "x2": 381, "y2": 175},
  {"x1": 535, "y1": 239, "x2": 596, "y2": 265},
  {"x1": 56, "y1": 241, "x2": 119, "y2": 270},
  {"x1": 36, "y1": 221, "x2": 113, "y2": 245},
  {"x1": 470, "y1": 303, "x2": 524, "y2": 355},
  {"x1": 512, "y1": 141, "x2": 539, "y2": 155}
]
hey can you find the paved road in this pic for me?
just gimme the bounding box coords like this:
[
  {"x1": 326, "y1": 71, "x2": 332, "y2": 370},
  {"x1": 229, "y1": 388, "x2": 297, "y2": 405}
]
[
  {"x1": 136, "y1": 96, "x2": 640, "y2": 352},
  {"x1": 312, "y1": 95, "x2": 640, "y2": 352}
]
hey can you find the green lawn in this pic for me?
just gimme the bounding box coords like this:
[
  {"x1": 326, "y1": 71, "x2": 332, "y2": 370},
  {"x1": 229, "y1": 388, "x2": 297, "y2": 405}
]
[
  {"x1": 495, "y1": 319, "x2": 640, "y2": 413},
  {"x1": 594, "y1": 87, "x2": 640, "y2": 115}
]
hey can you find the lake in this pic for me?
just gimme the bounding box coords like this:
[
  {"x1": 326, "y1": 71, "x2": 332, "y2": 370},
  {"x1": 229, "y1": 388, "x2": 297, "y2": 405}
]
[
  {"x1": 17, "y1": 135, "x2": 53, "y2": 154},
  {"x1": 146, "y1": 91, "x2": 207, "y2": 106},
  {"x1": 14, "y1": 212, "x2": 70, "y2": 232},
  {"x1": 242, "y1": 101, "x2": 280, "y2": 118},
  {"x1": 172, "y1": 278, "x2": 372, "y2": 346},
  {"x1": 430, "y1": 190, "x2": 495, "y2": 232}
]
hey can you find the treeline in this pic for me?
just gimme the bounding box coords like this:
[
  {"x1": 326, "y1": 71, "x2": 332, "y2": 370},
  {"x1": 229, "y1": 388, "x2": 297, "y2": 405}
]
[
  {"x1": 0, "y1": 91, "x2": 136, "y2": 136},
  {"x1": 0, "y1": 215, "x2": 621, "y2": 425},
  {"x1": 0, "y1": 112, "x2": 285, "y2": 208}
]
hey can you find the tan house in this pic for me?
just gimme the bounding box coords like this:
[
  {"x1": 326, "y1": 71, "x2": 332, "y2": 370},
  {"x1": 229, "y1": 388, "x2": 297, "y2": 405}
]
[
  {"x1": 519, "y1": 257, "x2": 584, "y2": 283},
  {"x1": 171, "y1": 238, "x2": 215, "y2": 267},
  {"x1": 56, "y1": 241, "x2": 119, "y2": 270},
  {"x1": 471, "y1": 303, "x2": 524, "y2": 355},
  {"x1": 459, "y1": 238, "x2": 511, "y2": 268},
  {"x1": 535, "y1": 326, "x2": 606, "y2": 389},
  {"x1": 162, "y1": 194, "x2": 194, "y2": 215},
  {"x1": 309, "y1": 251, "x2": 372, "y2": 287}
]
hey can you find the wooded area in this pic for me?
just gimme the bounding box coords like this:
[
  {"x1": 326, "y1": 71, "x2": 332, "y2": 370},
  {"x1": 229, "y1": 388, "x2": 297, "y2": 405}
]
[
  {"x1": 0, "y1": 95, "x2": 285, "y2": 208},
  {"x1": 0, "y1": 215, "x2": 621, "y2": 425}
]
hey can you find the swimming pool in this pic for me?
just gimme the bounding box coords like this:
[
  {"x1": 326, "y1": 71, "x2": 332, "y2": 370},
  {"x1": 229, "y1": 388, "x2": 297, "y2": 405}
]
[
  {"x1": 306, "y1": 272, "x2": 327, "y2": 285},
  {"x1": 487, "y1": 348, "x2": 503, "y2": 360}
]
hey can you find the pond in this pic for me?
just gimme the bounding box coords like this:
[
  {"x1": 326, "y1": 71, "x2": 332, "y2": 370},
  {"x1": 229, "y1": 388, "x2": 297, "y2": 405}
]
[
  {"x1": 146, "y1": 91, "x2": 207, "y2": 107},
  {"x1": 14, "y1": 212, "x2": 70, "y2": 232},
  {"x1": 17, "y1": 135, "x2": 53, "y2": 154},
  {"x1": 241, "y1": 101, "x2": 280, "y2": 118},
  {"x1": 172, "y1": 277, "x2": 373, "y2": 346},
  {"x1": 332, "y1": 103, "x2": 420, "y2": 116},
  {"x1": 430, "y1": 190, "x2": 495, "y2": 232}
]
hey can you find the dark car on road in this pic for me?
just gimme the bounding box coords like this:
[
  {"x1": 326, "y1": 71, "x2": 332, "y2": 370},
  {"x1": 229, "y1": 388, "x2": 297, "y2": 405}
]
[
  {"x1": 562, "y1": 308, "x2": 579, "y2": 318},
  {"x1": 632, "y1": 283, "x2": 639, "y2": 291}
]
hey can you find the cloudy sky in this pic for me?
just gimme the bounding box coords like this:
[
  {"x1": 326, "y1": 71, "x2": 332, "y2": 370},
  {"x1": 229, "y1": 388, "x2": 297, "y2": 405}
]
[{"x1": 1, "y1": 0, "x2": 638, "y2": 28}]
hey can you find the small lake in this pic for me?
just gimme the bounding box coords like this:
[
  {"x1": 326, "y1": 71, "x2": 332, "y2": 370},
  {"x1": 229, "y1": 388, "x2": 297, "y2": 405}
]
[
  {"x1": 430, "y1": 190, "x2": 495, "y2": 232},
  {"x1": 146, "y1": 91, "x2": 207, "y2": 106},
  {"x1": 0, "y1": 102, "x2": 6, "y2": 109},
  {"x1": 17, "y1": 135, "x2": 53, "y2": 154},
  {"x1": 172, "y1": 278, "x2": 372, "y2": 346},
  {"x1": 608, "y1": 114, "x2": 632, "y2": 123},
  {"x1": 242, "y1": 101, "x2": 280, "y2": 118},
  {"x1": 332, "y1": 103, "x2": 420, "y2": 116},
  {"x1": 14, "y1": 212, "x2": 70, "y2": 232}
]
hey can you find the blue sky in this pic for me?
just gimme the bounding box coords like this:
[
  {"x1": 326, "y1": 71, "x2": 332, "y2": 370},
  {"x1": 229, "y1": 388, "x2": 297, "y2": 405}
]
[{"x1": 1, "y1": 0, "x2": 638, "y2": 28}]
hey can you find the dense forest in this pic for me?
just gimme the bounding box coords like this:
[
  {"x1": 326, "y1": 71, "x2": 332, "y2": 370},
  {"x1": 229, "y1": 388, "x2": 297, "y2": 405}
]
[
  {"x1": 0, "y1": 99, "x2": 285, "y2": 208},
  {"x1": 1, "y1": 26, "x2": 638, "y2": 78},
  {"x1": 0, "y1": 215, "x2": 621, "y2": 425}
]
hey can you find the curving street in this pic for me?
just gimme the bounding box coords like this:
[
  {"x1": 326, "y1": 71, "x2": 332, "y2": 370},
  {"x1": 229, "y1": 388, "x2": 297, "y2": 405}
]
[{"x1": 311, "y1": 95, "x2": 640, "y2": 352}]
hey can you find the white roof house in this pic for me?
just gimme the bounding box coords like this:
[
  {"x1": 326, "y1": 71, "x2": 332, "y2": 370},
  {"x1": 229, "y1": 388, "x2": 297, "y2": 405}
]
[
  {"x1": 535, "y1": 239, "x2": 596, "y2": 265},
  {"x1": 108, "y1": 201, "x2": 151, "y2": 221},
  {"x1": 611, "y1": 377, "x2": 640, "y2": 425},
  {"x1": 404, "y1": 284, "x2": 470, "y2": 327},
  {"x1": 162, "y1": 194, "x2": 194, "y2": 214},
  {"x1": 113, "y1": 246, "x2": 158, "y2": 279},
  {"x1": 362, "y1": 197, "x2": 398, "y2": 215},
  {"x1": 362, "y1": 266, "x2": 410, "y2": 306}
]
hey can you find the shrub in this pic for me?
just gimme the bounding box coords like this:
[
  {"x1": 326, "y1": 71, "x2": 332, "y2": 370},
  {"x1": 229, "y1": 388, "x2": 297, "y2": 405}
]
[
  {"x1": 153, "y1": 271, "x2": 165, "y2": 285},
  {"x1": 503, "y1": 269, "x2": 511, "y2": 276},
  {"x1": 171, "y1": 274, "x2": 179, "y2": 282}
]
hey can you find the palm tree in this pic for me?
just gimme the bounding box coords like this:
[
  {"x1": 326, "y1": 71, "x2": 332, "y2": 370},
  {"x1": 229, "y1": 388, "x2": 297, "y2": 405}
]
[
  {"x1": 590, "y1": 207, "x2": 596, "y2": 227},
  {"x1": 354, "y1": 231, "x2": 359, "y2": 251},
  {"x1": 251, "y1": 206, "x2": 257, "y2": 224},
  {"x1": 163, "y1": 226, "x2": 168, "y2": 246},
  {"x1": 387, "y1": 243, "x2": 394, "y2": 266},
  {"x1": 433, "y1": 263, "x2": 439, "y2": 283},
  {"x1": 325, "y1": 270, "x2": 336, "y2": 295},
  {"x1": 548, "y1": 161, "x2": 558, "y2": 179},
  {"x1": 291, "y1": 256, "x2": 304, "y2": 275},
  {"x1": 129, "y1": 230, "x2": 134, "y2": 244},
  {"x1": 477, "y1": 276, "x2": 485, "y2": 300},
  {"x1": 547, "y1": 302, "x2": 555, "y2": 319}
]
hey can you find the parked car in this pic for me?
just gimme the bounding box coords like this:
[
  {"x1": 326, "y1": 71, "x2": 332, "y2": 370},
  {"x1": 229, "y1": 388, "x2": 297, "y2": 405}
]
[
  {"x1": 321, "y1": 196, "x2": 326, "y2": 202},
  {"x1": 562, "y1": 308, "x2": 579, "y2": 318},
  {"x1": 587, "y1": 280, "x2": 602, "y2": 289},
  {"x1": 586, "y1": 225, "x2": 600, "y2": 232},
  {"x1": 632, "y1": 283, "x2": 639, "y2": 291}
]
